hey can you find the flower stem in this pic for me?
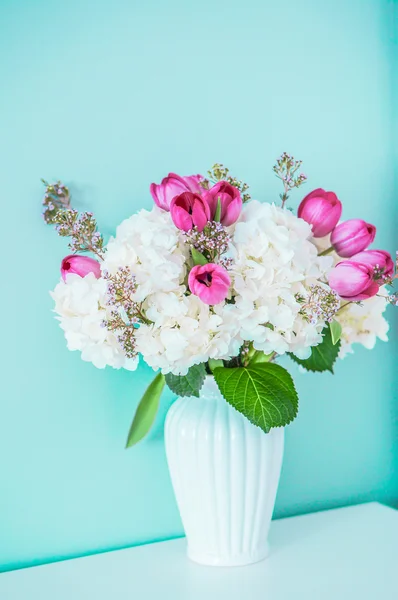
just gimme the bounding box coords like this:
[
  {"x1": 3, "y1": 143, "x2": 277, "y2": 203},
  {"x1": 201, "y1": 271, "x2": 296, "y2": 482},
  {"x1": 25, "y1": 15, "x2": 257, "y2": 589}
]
[
  {"x1": 319, "y1": 246, "x2": 334, "y2": 256},
  {"x1": 337, "y1": 301, "x2": 351, "y2": 312}
]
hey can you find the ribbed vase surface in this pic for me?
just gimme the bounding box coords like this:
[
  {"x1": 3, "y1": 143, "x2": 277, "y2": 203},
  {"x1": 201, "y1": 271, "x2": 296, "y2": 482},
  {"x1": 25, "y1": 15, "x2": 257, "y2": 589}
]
[{"x1": 165, "y1": 376, "x2": 284, "y2": 567}]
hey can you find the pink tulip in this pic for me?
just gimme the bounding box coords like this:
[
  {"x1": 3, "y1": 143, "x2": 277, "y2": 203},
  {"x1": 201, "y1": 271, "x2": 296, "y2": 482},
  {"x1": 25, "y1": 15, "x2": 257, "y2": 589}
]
[
  {"x1": 203, "y1": 181, "x2": 242, "y2": 226},
  {"x1": 150, "y1": 173, "x2": 203, "y2": 211},
  {"x1": 328, "y1": 261, "x2": 379, "y2": 301},
  {"x1": 297, "y1": 188, "x2": 342, "y2": 237},
  {"x1": 170, "y1": 192, "x2": 211, "y2": 232},
  {"x1": 188, "y1": 263, "x2": 231, "y2": 305},
  {"x1": 350, "y1": 249, "x2": 394, "y2": 282},
  {"x1": 61, "y1": 254, "x2": 101, "y2": 281},
  {"x1": 331, "y1": 219, "x2": 376, "y2": 257}
]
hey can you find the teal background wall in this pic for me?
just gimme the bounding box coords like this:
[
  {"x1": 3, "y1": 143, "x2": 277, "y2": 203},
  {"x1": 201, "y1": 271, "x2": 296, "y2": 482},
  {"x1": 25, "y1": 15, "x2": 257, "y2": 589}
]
[{"x1": 0, "y1": 0, "x2": 397, "y2": 573}]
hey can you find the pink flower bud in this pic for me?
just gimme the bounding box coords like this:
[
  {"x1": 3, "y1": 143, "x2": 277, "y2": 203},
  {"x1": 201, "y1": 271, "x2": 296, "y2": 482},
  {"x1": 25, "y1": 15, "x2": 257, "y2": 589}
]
[
  {"x1": 170, "y1": 192, "x2": 211, "y2": 232},
  {"x1": 61, "y1": 255, "x2": 101, "y2": 281},
  {"x1": 350, "y1": 249, "x2": 394, "y2": 282},
  {"x1": 150, "y1": 173, "x2": 203, "y2": 211},
  {"x1": 328, "y1": 260, "x2": 379, "y2": 301},
  {"x1": 297, "y1": 188, "x2": 342, "y2": 237},
  {"x1": 330, "y1": 219, "x2": 376, "y2": 257},
  {"x1": 203, "y1": 181, "x2": 242, "y2": 226},
  {"x1": 188, "y1": 263, "x2": 231, "y2": 305}
]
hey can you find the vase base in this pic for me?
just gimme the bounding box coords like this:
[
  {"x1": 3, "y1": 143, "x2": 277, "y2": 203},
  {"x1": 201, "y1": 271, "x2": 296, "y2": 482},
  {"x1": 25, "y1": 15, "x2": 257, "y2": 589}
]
[{"x1": 187, "y1": 543, "x2": 270, "y2": 567}]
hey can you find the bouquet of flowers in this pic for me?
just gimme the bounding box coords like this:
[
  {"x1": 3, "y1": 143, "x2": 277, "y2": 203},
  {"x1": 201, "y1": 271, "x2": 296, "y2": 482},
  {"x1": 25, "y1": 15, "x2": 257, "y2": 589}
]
[{"x1": 43, "y1": 154, "x2": 397, "y2": 446}]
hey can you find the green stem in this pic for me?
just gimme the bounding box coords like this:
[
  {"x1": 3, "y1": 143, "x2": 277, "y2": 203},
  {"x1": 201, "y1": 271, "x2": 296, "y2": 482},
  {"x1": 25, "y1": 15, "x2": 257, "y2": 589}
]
[
  {"x1": 337, "y1": 301, "x2": 351, "y2": 312},
  {"x1": 319, "y1": 246, "x2": 334, "y2": 256}
]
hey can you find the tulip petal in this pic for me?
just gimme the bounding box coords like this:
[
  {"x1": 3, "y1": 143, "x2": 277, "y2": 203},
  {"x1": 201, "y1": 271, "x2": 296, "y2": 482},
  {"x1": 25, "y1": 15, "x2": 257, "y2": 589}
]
[
  {"x1": 331, "y1": 219, "x2": 376, "y2": 257},
  {"x1": 298, "y1": 189, "x2": 342, "y2": 237},
  {"x1": 188, "y1": 263, "x2": 230, "y2": 305},
  {"x1": 150, "y1": 173, "x2": 204, "y2": 211},
  {"x1": 61, "y1": 254, "x2": 101, "y2": 281},
  {"x1": 171, "y1": 204, "x2": 193, "y2": 231},
  {"x1": 346, "y1": 281, "x2": 379, "y2": 301}
]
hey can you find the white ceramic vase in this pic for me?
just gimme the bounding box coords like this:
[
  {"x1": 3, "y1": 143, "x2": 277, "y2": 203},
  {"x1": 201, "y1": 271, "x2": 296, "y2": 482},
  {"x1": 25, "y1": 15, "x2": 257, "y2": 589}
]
[{"x1": 165, "y1": 376, "x2": 284, "y2": 567}]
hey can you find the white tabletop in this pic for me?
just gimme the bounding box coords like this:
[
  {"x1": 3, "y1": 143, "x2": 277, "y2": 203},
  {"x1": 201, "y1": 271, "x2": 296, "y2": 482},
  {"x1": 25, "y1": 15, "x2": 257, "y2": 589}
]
[{"x1": 1, "y1": 502, "x2": 397, "y2": 600}]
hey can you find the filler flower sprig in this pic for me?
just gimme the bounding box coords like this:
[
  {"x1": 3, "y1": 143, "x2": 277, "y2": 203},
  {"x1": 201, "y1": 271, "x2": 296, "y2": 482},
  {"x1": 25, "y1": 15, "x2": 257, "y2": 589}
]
[
  {"x1": 273, "y1": 152, "x2": 307, "y2": 208},
  {"x1": 185, "y1": 222, "x2": 230, "y2": 263},
  {"x1": 102, "y1": 267, "x2": 150, "y2": 359},
  {"x1": 201, "y1": 163, "x2": 251, "y2": 203},
  {"x1": 296, "y1": 285, "x2": 340, "y2": 325},
  {"x1": 51, "y1": 209, "x2": 105, "y2": 260},
  {"x1": 41, "y1": 179, "x2": 71, "y2": 224}
]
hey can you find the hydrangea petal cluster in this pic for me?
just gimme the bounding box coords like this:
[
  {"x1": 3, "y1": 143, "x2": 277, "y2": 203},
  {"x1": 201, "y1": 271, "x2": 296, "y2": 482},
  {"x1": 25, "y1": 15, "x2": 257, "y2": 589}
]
[
  {"x1": 50, "y1": 273, "x2": 138, "y2": 370},
  {"x1": 102, "y1": 207, "x2": 189, "y2": 302},
  {"x1": 227, "y1": 201, "x2": 334, "y2": 359},
  {"x1": 336, "y1": 289, "x2": 389, "y2": 358}
]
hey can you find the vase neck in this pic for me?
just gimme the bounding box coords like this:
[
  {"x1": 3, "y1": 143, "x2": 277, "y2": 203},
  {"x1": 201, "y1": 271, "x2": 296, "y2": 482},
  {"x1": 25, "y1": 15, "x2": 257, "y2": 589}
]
[{"x1": 200, "y1": 375, "x2": 221, "y2": 400}]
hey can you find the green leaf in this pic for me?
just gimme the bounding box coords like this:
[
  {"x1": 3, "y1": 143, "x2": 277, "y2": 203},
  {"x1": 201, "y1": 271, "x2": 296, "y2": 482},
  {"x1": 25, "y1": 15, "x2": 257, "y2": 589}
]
[
  {"x1": 288, "y1": 323, "x2": 341, "y2": 373},
  {"x1": 165, "y1": 363, "x2": 207, "y2": 397},
  {"x1": 329, "y1": 320, "x2": 342, "y2": 345},
  {"x1": 125, "y1": 373, "x2": 165, "y2": 448},
  {"x1": 214, "y1": 197, "x2": 222, "y2": 222},
  {"x1": 213, "y1": 364, "x2": 298, "y2": 433},
  {"x1": 191, "y1": 247, "x2": 208, "y2": 266}
]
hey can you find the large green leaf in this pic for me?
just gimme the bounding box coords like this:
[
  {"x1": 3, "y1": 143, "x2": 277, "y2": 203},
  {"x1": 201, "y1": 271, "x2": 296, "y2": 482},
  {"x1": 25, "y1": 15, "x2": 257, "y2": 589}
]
[
  {"x1": 165, "y1": 363, "x2": 207, "y2": 397},
  {"x1": 288, "y1": 323, "x2": 341, "y2": 373},
  {"x1": 213, "y1": 364, "x2": 298, "y2": 433},
  {"x1": 125, "y1": 373, "x2": 165, "y2": 448}
]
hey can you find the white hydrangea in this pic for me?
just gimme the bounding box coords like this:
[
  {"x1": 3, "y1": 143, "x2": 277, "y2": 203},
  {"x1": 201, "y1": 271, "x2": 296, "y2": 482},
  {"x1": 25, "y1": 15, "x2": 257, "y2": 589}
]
[
  {"x1": 134, "y1": 294, "x2": 242, "y2": 375},
  {"x1": 51, "y1": 202, "x2": 338, "y2": 374},
  {"x1": 50, "y1": 273, "x2": 138, "y2": 370},
  {"x1": 336, "y1": 289, "x2": 389, "y2": 358},
  {"x1": 227, "y1": 201, "x2": 334, "y2": 359},
  {"x1": 103, "y1": 207, "x2": 188, "y2": 301}
]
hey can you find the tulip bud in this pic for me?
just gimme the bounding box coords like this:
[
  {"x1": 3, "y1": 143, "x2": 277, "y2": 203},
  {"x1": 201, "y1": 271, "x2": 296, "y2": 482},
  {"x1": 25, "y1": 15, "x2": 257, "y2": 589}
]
[
  {"x1": 170, "y1": 192, "x2": 211, "y2": 232},
  {"x1": 150, "y1": 173, "x2": 203, "y2": 211},
  {"x1": 188, "y1": 263, "x2": 231, "y2": 305},
  {"x1": 350, "y1": 249, "x2": 394, "y2": 283},
  {"x1": 298, "y1": 188, "x2": 342, "y2": 237},
  {"x1": 328, "y1": 260, "x2": 379, "y2": 301},
  {"x1": 203, "y1": 181, "x2": 242, "y2": 226},
  {"x1": 331, "y1": 219, "x2": 376, "y2": 258},
  {"x1": 61, "y1": 254, "x2": 101, "y2": 281}
]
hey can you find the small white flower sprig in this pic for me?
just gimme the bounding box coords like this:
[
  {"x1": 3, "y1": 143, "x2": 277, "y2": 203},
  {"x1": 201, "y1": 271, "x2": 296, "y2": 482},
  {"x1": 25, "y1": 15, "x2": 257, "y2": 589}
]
[
  {"x1": 185, "y1": 222, "x2": 230, "y2": 263},
  {"x1": 53, "y1": 209, "x2": 106, "y2": 260},
  {"x1": 200, "y1": 163, "x2": 251, "y2": 203},
  {"x1": 295, "y1": 286, "x2": 341, "y2": 325},
  {"x1": 273, "y1": 152, "x2": 307, "y2": 209},
  {"x1": 41, "y1": 179, "x2": 71, "y2": 224},
  {"x1": 102, "y1": 267, "x2": 151, "y2": 360},
  {"x1": 41, "y1": 180, "x2": 105, "y2": 260}
]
